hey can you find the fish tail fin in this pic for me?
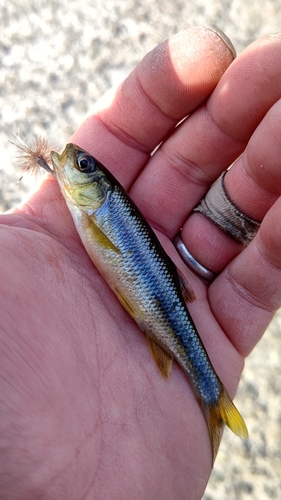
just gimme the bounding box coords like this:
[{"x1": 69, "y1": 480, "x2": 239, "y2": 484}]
[{"x1": 202, "y1": 385, "x2": 248, "y2": 464}]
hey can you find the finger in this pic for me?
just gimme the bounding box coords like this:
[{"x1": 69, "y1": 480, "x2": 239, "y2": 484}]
[
  {"x1": 71, "y1": 27, "x2": 235, "y2": 188},
  {"x1": 129, "y1": 34, "x2": 281, "y2": 238},
  {"x1": 182, "y1": 92, "x2": 281, "y2": 272},
  {"x1": 209, "y1": 195, "x2": 281, "y2": 357}
]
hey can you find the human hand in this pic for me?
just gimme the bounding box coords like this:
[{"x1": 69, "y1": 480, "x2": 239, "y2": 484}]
[{"x1": 1, "y1": 27, "x2": 281, "y2": 499}]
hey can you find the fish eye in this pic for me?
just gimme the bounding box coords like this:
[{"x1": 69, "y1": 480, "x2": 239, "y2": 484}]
[{"x1": 77, "y1": 154, "x2": 96, "y2": 173}]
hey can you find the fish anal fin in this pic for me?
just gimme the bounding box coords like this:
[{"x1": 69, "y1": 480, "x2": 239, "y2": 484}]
[
  {"x1": 202, "y1": 386, "x2": 248, "y2": 465},
  {"x1": 177, "y1": 268, "x2": 196, "y2": 303},
  {"x1": 146, "y1": 335, "x2": 173, "y2": 379}
]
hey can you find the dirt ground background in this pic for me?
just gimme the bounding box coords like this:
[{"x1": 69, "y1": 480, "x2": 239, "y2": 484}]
[{"x1": 1, "y1": 1, "x2": 281, "y2": 498}]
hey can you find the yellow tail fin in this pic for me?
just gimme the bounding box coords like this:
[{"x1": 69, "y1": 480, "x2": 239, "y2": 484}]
[{"x1": 202, "y1": 386, "x2": 248, "y2": 464}]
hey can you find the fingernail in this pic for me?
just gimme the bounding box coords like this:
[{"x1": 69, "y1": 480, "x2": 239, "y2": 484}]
[{"x1": 205, "y1": 25, "x2": 236, "y2": 58}]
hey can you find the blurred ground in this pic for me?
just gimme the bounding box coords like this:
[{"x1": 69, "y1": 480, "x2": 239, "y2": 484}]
[{"x1": 1, "y1": 1, "x2": 281, "y2": 498}]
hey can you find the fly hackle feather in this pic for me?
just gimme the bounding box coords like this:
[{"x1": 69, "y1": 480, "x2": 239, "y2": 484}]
[{"x1": 10, "y1": 135, "x2": 56, "y2": 181}]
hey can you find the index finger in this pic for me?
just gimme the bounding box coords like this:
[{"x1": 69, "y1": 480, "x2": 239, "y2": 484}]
[{"x1": 72, "y1": 27, "x2": 235, "y2": 188}]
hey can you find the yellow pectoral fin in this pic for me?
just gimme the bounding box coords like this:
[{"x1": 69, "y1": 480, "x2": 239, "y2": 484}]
[
  {"x1": 146, "y1": 335, "x2": 173, "y2": 379},
  {"x1": 86, "y1": 215, "x2": 120, "y2": 254}
]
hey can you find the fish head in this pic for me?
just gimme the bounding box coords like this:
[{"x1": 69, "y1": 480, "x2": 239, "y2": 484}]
[{"x1": 50, "y1": 143, "x2": 112, "y2": 211}]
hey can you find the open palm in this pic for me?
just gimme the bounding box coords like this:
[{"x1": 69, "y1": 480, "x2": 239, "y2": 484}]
[{"x1": 1, "y1": 28, "x2": 281, "y2": 500}]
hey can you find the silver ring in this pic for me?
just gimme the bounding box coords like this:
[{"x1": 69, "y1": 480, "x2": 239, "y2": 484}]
[{"x1": 174, "y1": 234, "x2": 217, "y2": 282}]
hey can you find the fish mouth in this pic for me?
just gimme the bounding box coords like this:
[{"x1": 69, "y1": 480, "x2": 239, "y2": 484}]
[
  {"x1": 51, "y1": 143, "x2": 77, "y2": 173},
  {"x1": 50, "y1": 151, "x2": 59, "y2": 178},
  {"x1": 50, "y1": 148, "x2": 65, "y2": 171},
  {"x1": 50, "y1": 144, "x2": 85, "y2": 202},
  {"x1": 50, "y1": 145, "x2": 72, "y2": 180},
  {"x1": 50, "y1": 148, "x2": 72, "y2": 196}
]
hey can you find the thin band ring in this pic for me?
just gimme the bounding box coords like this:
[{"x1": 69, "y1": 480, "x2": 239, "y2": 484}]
[{"x1": 174, "y1": 233, "x2": 217, "y2": 282}]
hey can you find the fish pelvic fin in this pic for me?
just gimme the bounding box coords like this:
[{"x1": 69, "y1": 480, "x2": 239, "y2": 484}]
[
  {"x1": 110, "y1": 290, "x2": 173, "y2": 380},
  {"x1": 146, "y1": 335, "x2": 173, "y2": 379},
  {"x1": 202, "y1": 385, "x2": 248, "y2": 465},
  {"x1": 114, "y1": 287, "x2": 140, "y2": 319}
]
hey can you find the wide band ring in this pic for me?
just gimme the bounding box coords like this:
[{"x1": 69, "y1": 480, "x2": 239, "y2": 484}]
[{"x1": 193, "y1": 171, "x2": 261, "y2": 245}]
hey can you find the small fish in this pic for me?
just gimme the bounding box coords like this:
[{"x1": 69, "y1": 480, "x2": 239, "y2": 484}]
[{"x1": 17, "y1": 140, "x2": 248, "y2": 462}]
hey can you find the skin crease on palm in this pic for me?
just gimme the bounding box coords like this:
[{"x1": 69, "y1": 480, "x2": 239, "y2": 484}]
[{"x1": 1, "y1": 26, "x2": 281, "y2": 500}]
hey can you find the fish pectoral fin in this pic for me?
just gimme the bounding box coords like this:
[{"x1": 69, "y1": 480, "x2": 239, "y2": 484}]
[
  {"x1": 146, "y1": 335, "x2": 173, "y2": 379},
  {"x1": 86, "y1": 215, "x2": 120, "y2": 254},
  {"x1": 177, "y1": 268, "x2": 196, "y2": 303}
]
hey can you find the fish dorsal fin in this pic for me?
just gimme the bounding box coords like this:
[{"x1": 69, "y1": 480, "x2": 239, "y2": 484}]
[
  {"x1": 177, "y1": 268, "x2": 196, "y2": 303},
  {"x1": 146, "y1": 335, "x2": 173, "y2": 379}
]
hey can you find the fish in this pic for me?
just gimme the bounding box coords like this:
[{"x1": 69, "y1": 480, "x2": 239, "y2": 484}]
[{"x1": 17, "y1": 139, "x2": 248, "y2": 462}]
